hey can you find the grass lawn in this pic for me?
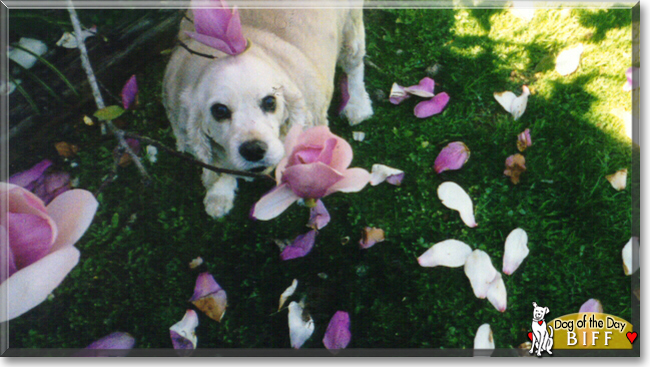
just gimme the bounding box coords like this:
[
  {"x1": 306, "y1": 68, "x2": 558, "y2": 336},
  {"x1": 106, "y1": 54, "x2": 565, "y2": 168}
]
[{"x1": 7, "y1": 3, "x2": 637, "y2": 352}]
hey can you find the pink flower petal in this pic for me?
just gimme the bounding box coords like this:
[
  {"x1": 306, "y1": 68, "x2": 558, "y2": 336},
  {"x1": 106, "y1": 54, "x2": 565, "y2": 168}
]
[
  {"x1": 414, "y1": 92, "x2": 450, "y2": 118},
  {"x1": 86, "y1": 332, "x2": 136, "y2": 349},
  {"x1": 189, "y1": 272, "x2": 228, "y2": 322},
  {"x1": 8, "y1": 212, "x2": 54, "y2": 270},
  {"x1": 579, "y1": 299, "x2": 603, "y2": 313},
  {"x1": 8, "y1": 159, "x2": 52, "y2": 190},
  {"x1": 308, "y1": 200, "x2": 330, "y2": 230},
  {"x1": 280, "y1": 230, "x2": 317, "y2": 260},
  {"x1": 404, "y1": 77, "x2": 435, "y2": 97},
  {"x1": 337, "y1": 73, "x2": 350, "y2": 115},
  {"x1": 0, "y1": 246, "x2": 80, "y2": 322},
  {"x1": 324, "y1": 167, "x2": 370, "y2": 196},
  {"x1": 434, "y1": 141, "x2": 470, "y2": 174},
  {"x1": 121, "y1": 75, "x2": 138, "y2": 110},
  {"x1": 323, "y1": 311, "x2": 351, "y2": 349},
  {"x1": 189, "y1": 0, "x2": 247, "y2": 55},
  {"x1": 389, "y1": 83, "x2": 410, "y2": 105},
  {"x1": 170, "y1": 309, "x2": 199, "y2": 349},
  {"x1": 46, "y1": 189, "x2": 99, "y2": 253},
  {"x1": 251, "y1": 183, "x2": 300, "y2": 221},
  {"x1": 283, "y1": 162, "x2": 344, "y2": 199},
  {"x1": 385, "y1": 172, "x2": 405, "y2": 185},
  {"x1": 294, "y1": 126, "x2": 353, "y2": 173},
  {"x1": 0, "y1": 226, "x2": 17, "y2": 283},
  {"x1": 517, "y1": 129, "x2": 532, "y2": 152}
]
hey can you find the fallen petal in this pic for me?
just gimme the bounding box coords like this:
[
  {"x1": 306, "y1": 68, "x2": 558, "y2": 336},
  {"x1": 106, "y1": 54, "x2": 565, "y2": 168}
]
[
  {"x1": 323, "y1": 311, "x2": 351, "y2": 350},
  {"x1": 369, "y1": 164, "x2": 404, "y2": 186},
  {"x1": 337, "y1": 73, "x2": 349, "y2": 115},
  {"x1": 352, "y1": 131, "x2": 365, "y2": 142},
  {"x1": 308, "y1": 200, "x2": 330, "y2": 230},
  {"x1": 86, "y1": 332, "x2": 136, "y2": 349},
  {"x1": 121, "y1": 75, "x2": 138, "y2": 110},
  {"x1": 404, "y1": 77, "x2": 436, "y2": 97},
  {"x1": 189, "y1": 272, "x2": 227, "y2": 322},
  {"x1": 170, "y1": 309, "x2": 199, "y2": 349},
  {"x1": 486, "y1": 274, "x2": 507, "y2": 312},
  {"x1": 556, "y1": 43, "x2": 584, "y2": 76},
  {"x1": 281, "y1": 230, "x2": 317, "y2": 260},
  {"x1": 622, "y1": 237, "x2": 639, "y2": 276},
  {"x1": 504, "y1": 154, "x2": 526, "y2": 185},
  {"x1": 437, "y1": 182, "x2": 477, "y2": 227},
  {"x1": 434, "y1": 142, "x2": 470, "y2": 174},
  {"x1": 502, "y1": 228, "x2": 529, "y2": 275},
  {"x1": 473, "y1": 323, "x2": 495, "y2": 351},
  {"x1": 414, "y1": 92, "x2": 450, "y2": 118},
  {"x1": 606, "y1": 169, "x2": 627, "y2": 191},
  {"x1": 579, "y1": 299, "x2": 603, "y2": 313},
  {"x1": 189, "y1": 257, "x2": 203, "y2": 269},
  {"x1": 516, "y1": 129, "x2": 532, "y2": 152},
  {"x1": 288, "y1": 301, "x2": 314, "y2": 349},
  {"x1": 8, "y1": 38, "x2": 48, "y2": 69},
  {"x1": 279, "y1": 279, "x2": 298, "y2": 311},
  {"x1": 146, "y1": 145, "x2": 158, "y2": 163},
  {"x1": 389, "y1": 83, "x2": 410, "y2": 104},
  {"x1": 417, "y1": 239, "x2": 473, "y2": 268},
  {"x1": 359, "y1": 227, "x2": 385, "y2": 249},
  {"x1": 494, "y1": 86, "x2": 529, "y2": 120},
  {"x1": 8, "y1": 159, "x2": 53, "y2": 189},
  {"x1": 464, "y1": 250, "x2": 499, "y2": 299}
]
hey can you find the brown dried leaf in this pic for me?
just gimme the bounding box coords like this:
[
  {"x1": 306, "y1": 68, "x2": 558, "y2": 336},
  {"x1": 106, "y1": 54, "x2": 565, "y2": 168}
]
[
  {"x1": 54, "y1": 141, "x2": 79, "y2": 158},
  {"x1": 359, "y1": 227, "x2": 385, "y2": 249}
]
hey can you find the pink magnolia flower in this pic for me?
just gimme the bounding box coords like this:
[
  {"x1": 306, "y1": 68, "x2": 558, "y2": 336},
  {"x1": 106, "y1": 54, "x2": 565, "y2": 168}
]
[
  {"x1": 517, "y1": 128, "x2": 532, "y2": 152},
  {"x1": 185, "y1": 0, "x2": 248, "y2": 56},
  {"x1": 0, "y1": 183, "x2": 98, "y2": 322},
  {"x1": 434, "y1": 142, "x2": 470, "y2": 174},
  {"x1": 251, "y1": 125, "x2": 370, "y2": 221},
  {"x1": 9, "y1": 159, "x2": 71, "y2": 205},
  {"x1": 121, "y1": 75, "x2": 138, "y2": 110}
]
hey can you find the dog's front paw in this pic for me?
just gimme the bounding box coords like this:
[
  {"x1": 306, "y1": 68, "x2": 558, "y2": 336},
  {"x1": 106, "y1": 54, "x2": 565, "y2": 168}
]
[
  {"x1": 204, "y1": 191, "x2": 234, "y2": 218},
  {"x1": 342, "y1": 90, "x2": 373, "y2": 125}
]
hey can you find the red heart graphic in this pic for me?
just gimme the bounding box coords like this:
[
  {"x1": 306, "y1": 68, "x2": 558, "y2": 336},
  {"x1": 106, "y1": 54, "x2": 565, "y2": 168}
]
[
  {"x1": 538, "y1": 320, "x2": 543, "y2": 325},
  {"x1": 528, "y1": 332, "x2": 533, "y2": 341},
  {"x1": 626, "y1": 331, "x2": 638, "y2": 344}
]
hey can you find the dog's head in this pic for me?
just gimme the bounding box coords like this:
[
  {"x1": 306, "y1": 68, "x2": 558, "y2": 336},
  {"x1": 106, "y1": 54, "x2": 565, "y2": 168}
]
[
  {"x1": 532, "y1": 302, "x2": 549, "y2": 321},
  {"x1": 163, "y1": 42, "x2": 308, "y2": 174}
]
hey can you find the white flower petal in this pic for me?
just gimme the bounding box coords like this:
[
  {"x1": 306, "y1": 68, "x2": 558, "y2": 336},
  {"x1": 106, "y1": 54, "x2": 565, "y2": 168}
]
[
  {"x1": 494, "y1": 86, "x2": 529, "y2": 120},
  {"x1": 622, "y1": 237, "x2": 639, "y2": 276},
  {"x1": 437, "y1": 182, "x2": 477, "y2": 227},
  {"x1": 169, "y1": 309, "x2": 199, "y2": 349},
  {"x1": 369, "y1": 164, "x2": 404, "y2": 186},
  {"x1": 279, "y1": 279, "x2": 298, "y2": 311},
  {"x1": 146, "y1": 145, "x2": 158, "y2": 163},
  {"x1": 0, "y1": 246, "x2": 80, "y2": 322},
  {"x1": 606, "y1": 169, "x2": 627, "y2": 191},
  {"x1": 486, "y1": 274, "x2": 507, "y2": 312},
  {"x1": 502, "y1": 228, "x2": 529, "y2": 275},
  {"x1": 8, "y1": 38, "x2": 48, "y2": 69},
  {"x1": 288, "y1": 301, "x2": 314, "y2": 349},
  {"x1": 464, "y1": 250, "x2": 498, "y2": 299},
  {"x1": 556, "y1": 43, "x2": 584, "y2": 76},
  {"x1": 352, "y1": 131, "x2": 365, "y2": 142},
  {"x1": 473, "y1": 323, "x2": 495, "y2": 353},
  {"x1": 417, "y1": 239, "x2": 473, "y2": 268}
]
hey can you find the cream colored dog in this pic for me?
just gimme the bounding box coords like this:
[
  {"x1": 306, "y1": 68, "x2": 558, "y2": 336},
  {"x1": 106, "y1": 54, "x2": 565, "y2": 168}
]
[{"x1": 163, "y1": 4, "x2": 373, "y2": 218}]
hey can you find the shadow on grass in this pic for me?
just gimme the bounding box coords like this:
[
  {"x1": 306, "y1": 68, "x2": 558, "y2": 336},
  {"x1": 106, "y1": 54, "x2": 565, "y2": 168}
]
[{"x1": 574, "y1": 8, "x2": 632, "y2": 43}]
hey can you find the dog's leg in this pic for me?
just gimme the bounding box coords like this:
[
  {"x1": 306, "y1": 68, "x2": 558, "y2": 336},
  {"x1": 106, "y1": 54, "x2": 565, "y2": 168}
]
[
  {"x1": 202, "y1": 170, "x2": 237, "y2": 218},
  {"x1": 339, "y1": 9, "x2": 373, "y2": 126}
]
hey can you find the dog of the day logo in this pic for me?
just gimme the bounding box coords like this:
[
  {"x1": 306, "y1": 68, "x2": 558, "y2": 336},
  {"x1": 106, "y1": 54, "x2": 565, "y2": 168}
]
[{"x1": 527, "y1": 301, "x2": 636, "y2": 352}]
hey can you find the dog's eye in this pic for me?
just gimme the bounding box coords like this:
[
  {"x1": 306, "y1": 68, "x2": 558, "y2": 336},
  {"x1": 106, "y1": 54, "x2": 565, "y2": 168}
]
[
  {"x1": 211, "y1": 104, "x2": 231, "y2": 121},
  {"x1": 261, "y1": 96, "x2": 276, "y2": 113}
]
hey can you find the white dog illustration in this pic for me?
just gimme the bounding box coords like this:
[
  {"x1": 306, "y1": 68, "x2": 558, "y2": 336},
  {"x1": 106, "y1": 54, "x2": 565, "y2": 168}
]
[
  {"x1": 163, "y1": 2, "x2": 373, "y2": 218},
  {"x1": 529, "y1": 302, "x2": 554, "y2": 356}
]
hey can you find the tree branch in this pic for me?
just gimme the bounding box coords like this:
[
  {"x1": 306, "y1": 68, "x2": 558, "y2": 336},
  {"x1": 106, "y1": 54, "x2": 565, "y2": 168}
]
[{"x1": 67, "y1": 1, "x2": 150, "y2": 185}]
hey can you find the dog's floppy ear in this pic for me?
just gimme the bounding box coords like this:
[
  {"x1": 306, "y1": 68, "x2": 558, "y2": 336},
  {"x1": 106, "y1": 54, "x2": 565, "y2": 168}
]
[
  {"x1": 532, "y1": 302, "x2": 538, "y2": 308},
  {"x1": 544, "y1": 307, "x2": 549, "y2": 315},
  {"x1": 280, "y1": 82, "x2": 311, "y2": 132}
]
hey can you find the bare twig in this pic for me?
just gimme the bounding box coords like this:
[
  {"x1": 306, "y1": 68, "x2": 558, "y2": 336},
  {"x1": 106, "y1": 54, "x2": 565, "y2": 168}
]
[
  {"x1": 177, "y1": 39, "x2": 217, "y2": 59},
  {"x1": 122, "y1": 132, "x2": 275, "y2": 181},
  {"x1": 67, "y1": 1, "x2": 150, "y2": 185}
]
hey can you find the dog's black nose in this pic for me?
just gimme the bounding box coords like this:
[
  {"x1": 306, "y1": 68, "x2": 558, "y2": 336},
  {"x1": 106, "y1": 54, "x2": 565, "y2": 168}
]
[{"x1": 239, "y1": 140, "x2": 267, "y2": 162}]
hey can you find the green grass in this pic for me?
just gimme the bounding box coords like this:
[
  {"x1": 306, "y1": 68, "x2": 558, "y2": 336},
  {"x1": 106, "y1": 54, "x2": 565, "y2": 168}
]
[{"x1": 9, "y1": 5, "x2": 636, "y2": 351}]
